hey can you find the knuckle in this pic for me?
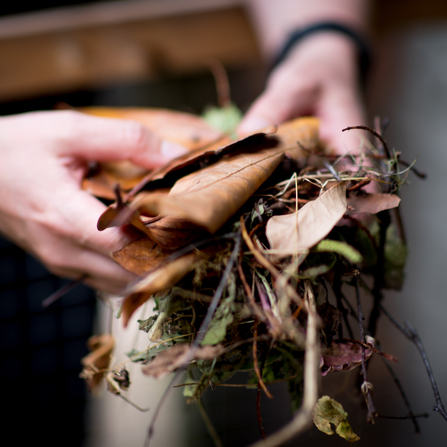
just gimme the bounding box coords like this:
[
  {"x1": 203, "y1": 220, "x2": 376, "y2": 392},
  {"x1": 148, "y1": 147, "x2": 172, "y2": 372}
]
[{"x1": 124, "y1": 121, "x2": 150, "y2": 151}]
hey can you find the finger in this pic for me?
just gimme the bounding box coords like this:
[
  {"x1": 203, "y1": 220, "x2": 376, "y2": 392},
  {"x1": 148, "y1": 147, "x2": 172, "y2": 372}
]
[
  {"x1": 238, "y1": 71, "x2": 318, "y2": 136},
  {"x1": 45, "y1": 243, "x2": 136, "y2": 294},
  {"x1": 48, "y1": 183, "x2": 140, "y2": 258},
  {"x1": 316, "y1": 89, "x2": 366, "y2": 155},
  {"x1": 54, "y1": 111, "x2": 188, "y2": 169}
]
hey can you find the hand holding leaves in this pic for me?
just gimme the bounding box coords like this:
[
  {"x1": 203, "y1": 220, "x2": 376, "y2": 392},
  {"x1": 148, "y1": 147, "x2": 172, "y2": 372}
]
[{"x1": 0, "y1": 110, "x2": 187, "y2": 293}]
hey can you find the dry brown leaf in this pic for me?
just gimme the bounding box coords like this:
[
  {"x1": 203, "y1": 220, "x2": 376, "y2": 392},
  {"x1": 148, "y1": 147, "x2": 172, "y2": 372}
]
[
  {"x1": 112, "y1": 237, "x2": 174, "y2": 276},
  {"x1": 347, "y1": 193, "x2": 401, "y2": 215},
  {"x1": 80, "y1": 334, "x2": 115, "y2": 392},
  {"x1": 142, "y1": 343, "x2": 226, "y2": 379},
  {"x1": 81, "y1": 107, "x2": 224, "y2": 199},
  {"x1": 125, "y1": 118, "x2": 320, "y2": 249},
  {"x1": 121, "y1": 249, "x2": 212, "y2": 326},
  {"x1": 266, "y1": 182, "x2": 348, "y2": 259},
  {"x1": 320, "y1": 340, "x2": 373, "y2": 376}
]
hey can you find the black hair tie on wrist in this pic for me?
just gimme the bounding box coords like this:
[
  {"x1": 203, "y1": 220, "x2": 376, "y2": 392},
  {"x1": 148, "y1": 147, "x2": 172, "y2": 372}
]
[{"x1": 271, "y1": 22, "x2": 372, "y2": 86}]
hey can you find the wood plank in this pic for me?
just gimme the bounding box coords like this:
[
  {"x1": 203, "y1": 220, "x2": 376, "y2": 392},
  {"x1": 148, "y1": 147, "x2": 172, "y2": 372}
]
[{"x1": 0, "y1": 1, "x2": 260, "y2": 101}]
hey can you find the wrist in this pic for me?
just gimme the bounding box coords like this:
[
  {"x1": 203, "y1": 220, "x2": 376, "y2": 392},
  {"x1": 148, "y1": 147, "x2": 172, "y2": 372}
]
[{"x1": 271, "y1": 22, "x2": 371, "y2": 86}]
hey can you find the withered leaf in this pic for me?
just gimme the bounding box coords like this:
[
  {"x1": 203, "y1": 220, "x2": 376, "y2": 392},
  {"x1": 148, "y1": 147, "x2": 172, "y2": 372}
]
[
  {"x1": 266, "y1": 182, "x2": 348, "y2": 259},
  {"x1": 121, "y1": 248, "x2": 213, "y2": 326},
  {"x1": 126, "y1": 118, "x2": 320, "y2": 248},
  {"x1": 313, "y1": 396, "x2": 360, "y2": 442},
  {"x1": 347, "y1": 193, "x2": 401, "y2": 215},
  {"x1": 81, "y1": 107, "x2": 223, "y2": 199},
  {"x1": 320, "y1": 340, "x2": 373, "y2": 376},
  {"x1": 112, "y1": 237, "x2": 173, "y2": 276},
  {"x1": 142, "y1": 343, "x2": 226, "y2": 379},
  {"x1": 80, "y1": 334, "x2": 115, "y2": 392}
]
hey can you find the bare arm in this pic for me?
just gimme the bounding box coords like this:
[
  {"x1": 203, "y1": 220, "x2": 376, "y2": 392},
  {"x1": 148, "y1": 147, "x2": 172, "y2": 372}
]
[{"x1": 239, "y1": 0, "x2": 371, "y2": 154}]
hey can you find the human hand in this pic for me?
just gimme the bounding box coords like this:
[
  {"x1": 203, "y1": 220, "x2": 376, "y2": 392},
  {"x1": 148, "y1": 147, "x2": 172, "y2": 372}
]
[
  {"x1": 0, "y1": 110, "x2": 186, "y2": 293},
  {"x1": 238, "y1": 32, "x2": 366, "y2": 155}
]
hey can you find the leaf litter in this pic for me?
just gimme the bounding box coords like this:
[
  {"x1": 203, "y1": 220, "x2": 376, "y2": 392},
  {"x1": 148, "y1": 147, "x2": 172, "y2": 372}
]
[{"x1": 75, "y1": 107, "x2": 428, "y2": 446}]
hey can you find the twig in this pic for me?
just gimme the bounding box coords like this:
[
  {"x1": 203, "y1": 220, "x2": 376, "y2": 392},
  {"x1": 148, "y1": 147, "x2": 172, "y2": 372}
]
[
  {"x1": 368, "y1": 210, "x2": 390, "y2": 336},
  {"x1": 197, "y1": 400, "x2": 224, "y2": 447},
  {"x1": 248, "y1": 280, "x2": 320, "y2": 447},
  {"x1": 355, "y1": 277, "x2": 377, "y2": 423},
  {"x1": 144, "y1": 233, "x2": 242, "y2": 446},
  {"x1": 42, "y1": 275, "x2": 86, "y2": 308},
  {"x1": 253, "y1": 319, "x2": 273, "y2": 399},
  {"x1": 380, "y1": 304, "x2": 447, "y2": 423},
  {"x1": 256, "y1": 383, "x2": 267, "y2": 439},
  {"x1": 404, "y1": 321, "x2": 447, "y2": 422},
  {"x1": 377, "y1": 413, "x2": 428, "y2": 421},
  {"x1": 343, "y1": 125, "x2": 391, "y2": 160},
  {"x1": 376, "y1": 340, "x2": 420, "y2": 433}
]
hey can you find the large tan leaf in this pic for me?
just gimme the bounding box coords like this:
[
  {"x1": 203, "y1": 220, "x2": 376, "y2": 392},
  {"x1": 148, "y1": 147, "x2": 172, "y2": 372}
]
[
  {"x1": 120, "y1": 249, "x2": 212, "y2": 326},
  {"x1": 127, "y1": 117, "x2": 320, "y2": 248},
  {"x1": 266, "y1": 182, "x2": 348, "y2": 259},
  {"x1": 81, "y1": 107, "x2": 224, "y2": 199},
  {"x1": 346, "y1": 193, "x2": 401, "y2": 215}
]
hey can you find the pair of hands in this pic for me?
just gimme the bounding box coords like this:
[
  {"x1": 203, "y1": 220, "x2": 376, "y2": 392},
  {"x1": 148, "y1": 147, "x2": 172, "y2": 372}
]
[{"x1": 0, "y1": 33, "x2": 365, "y2": 294}]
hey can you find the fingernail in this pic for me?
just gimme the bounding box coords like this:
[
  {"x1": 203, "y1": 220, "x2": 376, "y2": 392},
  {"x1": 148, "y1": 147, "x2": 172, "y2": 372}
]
[
  {"x1": 238, "y1": 116, "x2": 272, "y2": 136},
  {"x1": 160, "y1": 140, "x2": 188, "y2": 159}
]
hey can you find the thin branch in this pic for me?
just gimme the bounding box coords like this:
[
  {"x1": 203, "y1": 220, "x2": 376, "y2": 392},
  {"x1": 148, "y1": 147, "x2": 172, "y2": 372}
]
[
  {"x1": 355, "y1": 277, "x2": 377, "y2": 423},
  {"x1": 380, "y1": 304, "x2": 447, "y2": 423},
  {"x1": 253, "y1": 319, "x2": 273, "y2": 399},
  {"x1": 404, "y1": 321, "x2": 447, "y2": 422},
  {"x1": 144, "y1": 233, "x2": 242, "y2": 446},
  {"x1": 42, "y1": 275, "x2": 85, "y2": 308},
  {"x1": 197, "y1": 400, "x2": 224, "y2": 447},
  {"x1": 256, "y1": 383, "x2": 267, "y2": 439},
  {"x1": 248, "y1": 280, "x2": 320, "y2": 447},
  {"x1": 376, "y1": 340, "x2": 421, "y2": 433}
]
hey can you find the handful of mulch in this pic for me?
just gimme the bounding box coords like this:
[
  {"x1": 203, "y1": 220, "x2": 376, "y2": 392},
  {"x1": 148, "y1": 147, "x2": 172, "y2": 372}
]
[{"x1": 80, "y1": 107, "x2": 416, "y2": 447}]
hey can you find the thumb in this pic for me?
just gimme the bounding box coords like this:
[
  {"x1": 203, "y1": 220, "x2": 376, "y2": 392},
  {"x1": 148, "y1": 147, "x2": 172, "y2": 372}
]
[{"x1": 57, "y1": 111, "x2": 188, "y2": 169}]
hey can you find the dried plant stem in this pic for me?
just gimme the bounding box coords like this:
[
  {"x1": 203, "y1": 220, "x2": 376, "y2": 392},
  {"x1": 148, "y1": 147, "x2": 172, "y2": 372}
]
[
  {"x1": 377, "y1": 341, "x2": 420, "y2": 433},
  {"x1": 237, "y1": 258, "x2": 267, "y2": 322},
  {"x1": 240, "y1": 217, "x2": 302, "y2": 307},
  {"x1": 253, "y1": 319, "x2": 273, "y2": 399},
  {"x1": 256, "y1": 383, "x2": 267, "y2": 439},
  {"x1": 355, "y1": 277, "x2": 376, "y2": 423},
  {"x1": 379, "y1": 304, "x2": 447, "y2": 422},
  {"x1": 41, "y1": 275, "x2": 86, "y2": 308},
  {"x1": 145, "y1": 234, "x2": 242, "y2": 447},
  {"x1": 249, "y1": 280, "x2": 320, "y2": 447},
  {"x1": 197, "y1": 400, "x2": 224, "y2": 447},
  {"x1": 405, "y1": 322, "x2": 447, "y2": 421}
]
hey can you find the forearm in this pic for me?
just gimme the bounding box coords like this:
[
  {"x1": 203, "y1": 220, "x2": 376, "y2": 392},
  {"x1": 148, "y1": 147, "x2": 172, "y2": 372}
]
[{"x1": 245, "y1": 0, "x2": 371, "y2": 58}]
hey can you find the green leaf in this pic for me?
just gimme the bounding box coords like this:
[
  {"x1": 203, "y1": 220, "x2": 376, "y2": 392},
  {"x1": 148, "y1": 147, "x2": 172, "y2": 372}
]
[
  {"x1": 201, "y1": 274, "x2": 238, "y2": 345},
  {"x1": 313, "y1": 239, "x2": 363, "y2": 264},
  {"x1": 137, "y1": 316, "x2": 157, "y2": 333},
  {"x1": 384, "y1": 224, "x2": 407, "y2": 289},
  {"x1": 202, "y1": 103, "x2": 243, "y2": 138},
  {"x1": 313, "y1": 396, "x2": 360, "y2": 443}
]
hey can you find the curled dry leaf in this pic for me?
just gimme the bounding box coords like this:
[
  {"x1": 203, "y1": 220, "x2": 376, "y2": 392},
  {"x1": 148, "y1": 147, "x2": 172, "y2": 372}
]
[
  {"x1": 266, "y1": 182, "x2": 348, "y2": 259},
  {"x1": 313, "y1": 396, "x2": 360, "y2": 443},
  {"x1": 123, "y1": 117, "x2": 320, "y2": 249},
  {"x1": 80, "y1": 333, "x2": 115, "y2": 392},
  {"x1": 142, "y1": 343, "x2": 226, "y2": 379},
  {"x1": 81, "y1": 107, "x2": 224, "y2": 199},
  {"x1": 347, "y1": 193, "x2": 401, "y2": 215},
  {"x1": 320, "y1": 340, "x2": 373, "y2": 376},
  {"x1": 120, "y1": 248, "x2": 214, "y2": 326}
]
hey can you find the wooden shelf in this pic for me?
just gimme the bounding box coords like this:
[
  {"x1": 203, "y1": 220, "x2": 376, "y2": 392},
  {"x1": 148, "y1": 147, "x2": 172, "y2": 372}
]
[{"x1": 0, "y1": 0, "x2": 261, "y2": 102}]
